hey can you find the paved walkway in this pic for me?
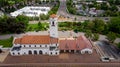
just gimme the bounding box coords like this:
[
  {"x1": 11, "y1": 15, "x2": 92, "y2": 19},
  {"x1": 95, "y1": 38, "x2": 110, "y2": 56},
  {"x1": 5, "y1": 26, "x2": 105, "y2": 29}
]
[{"x1": 0, "y1": 49, "x2": 9, "y2": 63}]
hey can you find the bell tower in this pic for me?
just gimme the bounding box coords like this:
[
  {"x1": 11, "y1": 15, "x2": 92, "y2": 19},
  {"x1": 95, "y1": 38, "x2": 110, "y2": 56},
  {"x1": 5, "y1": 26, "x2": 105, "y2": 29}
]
[{"x1": 49, "y1": 14, "x2": 58, "y2": 38}]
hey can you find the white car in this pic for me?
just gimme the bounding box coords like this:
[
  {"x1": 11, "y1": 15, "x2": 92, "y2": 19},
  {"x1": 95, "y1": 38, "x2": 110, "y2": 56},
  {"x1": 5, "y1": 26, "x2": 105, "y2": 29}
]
[{"x1": 101, "y1": 57, "x2": 110, "y2": 62}]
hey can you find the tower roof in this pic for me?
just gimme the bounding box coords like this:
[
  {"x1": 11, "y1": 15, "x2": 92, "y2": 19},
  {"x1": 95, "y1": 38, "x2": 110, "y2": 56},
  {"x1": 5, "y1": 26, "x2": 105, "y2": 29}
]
[{"x1": 50, "y1": 14, "x2": 57, "y2": 18}]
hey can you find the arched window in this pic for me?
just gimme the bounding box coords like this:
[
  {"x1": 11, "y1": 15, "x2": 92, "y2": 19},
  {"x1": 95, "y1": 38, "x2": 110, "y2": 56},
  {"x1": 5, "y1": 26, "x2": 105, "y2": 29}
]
[
  {"x1": 56, "y1": 52, "x2": 57, "y2": 55},
  {"x1": 18, "y1": 52, "x2": 20, "y2": 55},
  {"x1": 34, "y1": 50, "x2": 37, "y2": 55},
  {"x1": 39, "y1": 50, "x2": 42, "y2": 54},
  {"x1": 51, "y1": 52, "x2": 52, "y2": 55},
  {"x1": 13, "y1": 52, "x2": 15, "y2": 55},
  {"x1": 52, "y1": 21, "x2": 55, "y2": 26},
  {"x1": 28, "y1": 50, "x2": 32, "y2": 54}
]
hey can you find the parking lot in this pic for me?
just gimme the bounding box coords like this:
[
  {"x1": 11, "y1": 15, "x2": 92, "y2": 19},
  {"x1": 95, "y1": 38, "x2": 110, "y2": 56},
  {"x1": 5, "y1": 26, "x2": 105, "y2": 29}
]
[{"x1": 96, "y1": 41, "x2": 120, "y2": 61}]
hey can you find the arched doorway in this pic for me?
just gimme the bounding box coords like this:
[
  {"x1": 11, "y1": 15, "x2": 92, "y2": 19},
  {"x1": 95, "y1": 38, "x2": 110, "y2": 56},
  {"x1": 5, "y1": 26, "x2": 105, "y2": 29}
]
[
  {"x1": 60, "y1": 50, "x2": 64, "y2": 53},
  {"x1": 34, "y1": 50, "x2": 37, "y2": 55},
  {"x1": 85, "y1": 51, "x2": 89, "y2": 54},
  {"x1": 39, "y1": 50, "x2": 42, "y2": 54},
  {"x1": 28, "y1": 50, "x2": 32, "y2": 54}
]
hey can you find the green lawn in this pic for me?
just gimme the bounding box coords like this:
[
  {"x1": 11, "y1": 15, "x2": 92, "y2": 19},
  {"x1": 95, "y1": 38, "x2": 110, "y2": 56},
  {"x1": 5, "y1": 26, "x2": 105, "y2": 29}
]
[
  {"x1": 27, "y1": 23, "x2": 49, "y2": 31},
  {"x1": 0, "y1": 37, "x2": 13, "y2": 47},
  {"x1": 28, "y1": 24, "x2": 38, "y2": 29}
]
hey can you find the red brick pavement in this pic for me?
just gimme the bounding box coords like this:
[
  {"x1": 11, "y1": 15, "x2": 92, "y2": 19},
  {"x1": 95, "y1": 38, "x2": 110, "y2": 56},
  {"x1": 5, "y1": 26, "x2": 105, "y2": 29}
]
[
  {"x1": 3, "y1": 50, "x2": 102, "y2": 64},
  {"x1": 2, "y1": 50, "x2": 120, "y2": 67},
  {"x1": 0, "y1": 63, "x2": 120, "y2": 67}
]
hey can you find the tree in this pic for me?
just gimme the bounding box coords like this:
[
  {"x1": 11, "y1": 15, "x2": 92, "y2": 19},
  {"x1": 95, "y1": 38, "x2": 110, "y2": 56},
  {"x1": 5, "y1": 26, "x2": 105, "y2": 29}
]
[
  {"x1": 101, "y1": 3, "x2": 109, "y2": 10},
  {"x1": 85, "y1": 21, "x2": 95, "y2": 31},
  {"x1": 0, "y1": 15, "x2": 28, "y2": 34},
  {"x1": 109, "y1": 5, "x2": 118, "y2": 11},
  {"x1": 85, "y1": 30, "x2": 92, "y2": 39},
  {"x1": 92, "y1": 19, "x2": 105, "y2": 33},
  {"x1": 40, "y1": 14, "x2": 49, "y2": 20},
  {"x1": 37, "y1": 22, "x2": 43, "y2": 31},
  {"x1": 16, "y1": 15, "x2": 29, "y2": 28},
  {"x1": 109, "y1": 17, "x2": 120, "y2": 34},
  {"x1": 107, "y1": 32, "x2": 116, "y2": 43},
  {"x1": 92, "y1": 33, "x2": 99, "y2": 41},
  {"x1": 117, "y1": 43, "x2": 120, "y2": 49}
]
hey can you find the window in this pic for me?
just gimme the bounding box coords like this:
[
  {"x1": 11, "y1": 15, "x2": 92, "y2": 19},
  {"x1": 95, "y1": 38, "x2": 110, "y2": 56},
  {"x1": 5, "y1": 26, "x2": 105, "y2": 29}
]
[
  {"x1": 24, "y1": 53, "x2": 26, "y2": 55},
  {"x1": 40, "y1": 45, "x2": 41, "y2": 47},
  {"x1": 56, "y1": 52, "x2": 57, "y2": 55},
  {"x1": 29, "y1": 45, "x2": 31, "y2": 47},
  {"x1": 45, "y1": 45, "x2": 47, "y2": 47},
  {"x1": 56, "y1": 44, "x2": 57, "y2": 46},
  {"x1": 24, "y1": 45, "x2": 25, "y2": 47},
  {"x1": 18, "y1": 52, "x2": 20, "y2": 55},
  {"x1": 52, "y1": 21, "x2": 55, "y2": 26},
  {"x1": 51, "y1": 52, "x2": 52, "y2": 55},
  {"x1": 35, "y1": 45, "x2": 36, "y2": 47},
  {"x1": 13, "y1": 53, "x2": 15, "y2": 55}
]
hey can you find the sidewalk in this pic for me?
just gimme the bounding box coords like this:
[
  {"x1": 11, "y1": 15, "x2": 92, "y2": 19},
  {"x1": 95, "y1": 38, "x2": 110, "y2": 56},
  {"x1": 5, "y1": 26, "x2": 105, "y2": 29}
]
[{"x1": 0, "y1": 49, "x2": 9, "y2": 62}]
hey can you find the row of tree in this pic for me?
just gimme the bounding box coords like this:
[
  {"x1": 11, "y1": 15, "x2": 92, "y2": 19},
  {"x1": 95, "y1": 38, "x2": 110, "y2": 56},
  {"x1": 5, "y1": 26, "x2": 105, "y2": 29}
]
[
  {"x1": 66, "y1": 0, "x2": 77, "y2": 15},
  {"x1": 59, "y1": 17, "x2": 120, "y2": 46}
]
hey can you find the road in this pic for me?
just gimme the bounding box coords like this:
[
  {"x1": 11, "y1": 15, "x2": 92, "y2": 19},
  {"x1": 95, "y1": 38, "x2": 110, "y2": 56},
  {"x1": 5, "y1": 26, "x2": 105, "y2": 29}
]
[
  {"x1": 57, "y1": 0, "x2": 110, "y2": 22},
  {"x1": 0, "y1": 31, "x2": 84, "y2": 40}
]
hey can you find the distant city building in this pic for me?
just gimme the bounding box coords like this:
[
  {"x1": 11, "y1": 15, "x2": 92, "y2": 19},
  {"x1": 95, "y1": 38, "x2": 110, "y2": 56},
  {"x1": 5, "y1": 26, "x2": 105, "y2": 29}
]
[
  {"x1": 10, "y1": 14, "x2": 93, "y2": 56},
  {"x1": 10, "y1": 6, "x2": 50, "y2": 17},
  {"x1": 96, "y1": 0, "x2": 107, "y2": 3}
]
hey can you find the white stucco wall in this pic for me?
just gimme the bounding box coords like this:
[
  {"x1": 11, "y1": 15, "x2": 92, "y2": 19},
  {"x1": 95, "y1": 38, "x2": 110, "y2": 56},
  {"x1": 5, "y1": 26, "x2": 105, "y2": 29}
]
[
  {"x1": 10, "y1": 43, "x2": 59, "y2": 56},
  {"x1": 81, "y1": 48, "x2": 93, "y2": 54},
  {"x1": 49, "y1": 17, "x2": 58, "y2": 38}
]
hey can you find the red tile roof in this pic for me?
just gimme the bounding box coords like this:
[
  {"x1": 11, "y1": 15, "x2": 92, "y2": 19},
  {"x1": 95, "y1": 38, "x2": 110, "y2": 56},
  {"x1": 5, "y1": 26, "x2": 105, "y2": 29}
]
[
  {"x1": 14, "y1": 35, "x2": 58, "y2": 44},
  {"x1": 77, "y1": 36, "x2": 92, "y2": 50},
  {"x1": 59, "y1": 40, "x2": 76, "y2": 50},
  {"x1": 59, "y1": 36, "x2": 92, "y2": 50},
  {"x1": 50, "y1": 14, "x2": 57, "y2": 18}
]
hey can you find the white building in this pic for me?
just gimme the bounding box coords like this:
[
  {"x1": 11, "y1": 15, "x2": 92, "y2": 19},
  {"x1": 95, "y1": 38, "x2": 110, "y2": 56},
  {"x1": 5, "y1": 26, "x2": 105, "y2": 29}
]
[
  {"x1": 10, "y1": 14, "x2": 59, "y2": 56},
  {"x1": 10, "y1": 14, "x2": 93, "y2": 56},
  {"x1": 10, "y1": 6, "x2": 50, "y2": 17}
]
